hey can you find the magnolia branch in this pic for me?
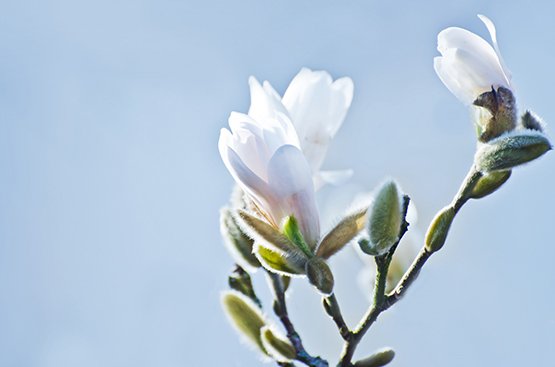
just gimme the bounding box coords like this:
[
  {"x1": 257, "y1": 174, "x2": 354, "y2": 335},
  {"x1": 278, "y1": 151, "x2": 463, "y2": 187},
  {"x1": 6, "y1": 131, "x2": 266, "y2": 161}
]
[{"x1": 268, "y1": 272, "x2": 329, "y2": 367}]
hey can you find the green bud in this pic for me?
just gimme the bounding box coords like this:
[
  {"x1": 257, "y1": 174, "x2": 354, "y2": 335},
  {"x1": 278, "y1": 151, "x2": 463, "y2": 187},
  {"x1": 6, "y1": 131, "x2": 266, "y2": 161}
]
[
  {"x1": 470, "y1": 170, "x2": 512, "y2": 199},
  {"x1": 237, "y1": 210, "x2": 304, "y2": 258},
  {"x1": 260, "y1": 326, "x2": 296, "y2": 362},
  {"x1": 221, "y1": 290, "x2": 267, "y2": 354},
  {"x1": 474, "y1": 131, "x2": 551, "y2": 172},
  {"x1": 228, "y1": 266, "x2": 262, "y2": 308},
  {"x1": 354, "y1": 347, "x2": 395, "y2": 367},
  {"x1": 363, "y1": 181, "x2": 402, "y2": 256},
  {"x1": 316, "y1": 208, "x2": 367, "y2": 259},
  {"x1": 255, "y1": 244, "x2": 306, "y2": 276},
  {"x1": 305, "y1": 257, "x2": 334, "y2": 295},
  {"x1": 425, "y1": 206, "x2": 455, "y2": 253},
  {"x1": 282, "y1": 216, "x2": 313, "y2": 257},
  {"x1": 220, "y1": 208, "x2": 261, "y2": 269}
]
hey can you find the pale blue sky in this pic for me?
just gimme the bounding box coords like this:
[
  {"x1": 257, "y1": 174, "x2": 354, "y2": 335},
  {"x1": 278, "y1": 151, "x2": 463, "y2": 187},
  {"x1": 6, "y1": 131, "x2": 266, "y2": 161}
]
[{"x1": 1, "y1": 1, "x2": 554, "y2": 366}]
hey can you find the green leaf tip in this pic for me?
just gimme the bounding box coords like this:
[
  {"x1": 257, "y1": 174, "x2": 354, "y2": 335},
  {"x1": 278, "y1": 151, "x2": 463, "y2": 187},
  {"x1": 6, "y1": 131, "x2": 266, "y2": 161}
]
[
  {"x1": 237, "y1": 210, "x2": 304, "y2": 258},
  {"x1": 282, "y1": 215, "x2": 313, "y2": 257}
]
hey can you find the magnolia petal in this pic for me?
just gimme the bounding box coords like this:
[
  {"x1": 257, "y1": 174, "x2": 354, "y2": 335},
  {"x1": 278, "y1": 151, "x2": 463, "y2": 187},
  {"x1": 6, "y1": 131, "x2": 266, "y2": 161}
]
[
  {"x1": 435, "y1": 17, "x2": 511, "y2": 105},
  {"x1": 247, "y1": 76, "x2": 289, "y2": 124},
  {"x1": 219, "y1": 139, "x2": 276, "y2": 219},
  {"x1": 478, "y1": 14, "x2": 512, "y2": 82},
  {"x1": 282, "y1": 68, "x2": 354, "y2": 172},
  {"x1": 266, "y1": 144, "x2": 320, "y2": 247}
]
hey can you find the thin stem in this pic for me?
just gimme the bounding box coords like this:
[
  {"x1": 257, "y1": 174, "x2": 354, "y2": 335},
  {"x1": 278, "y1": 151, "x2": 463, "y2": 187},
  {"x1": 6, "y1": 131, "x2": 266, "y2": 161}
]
[
  {"x1": 337, "y1": 255, "x2": 391, "y2": 366},
  {"x1": 323, "y1": 294, "x2": 351, "y2": 340},
  {"x1": 268, "y1": 272, "x2": 329, "y2": 367}
]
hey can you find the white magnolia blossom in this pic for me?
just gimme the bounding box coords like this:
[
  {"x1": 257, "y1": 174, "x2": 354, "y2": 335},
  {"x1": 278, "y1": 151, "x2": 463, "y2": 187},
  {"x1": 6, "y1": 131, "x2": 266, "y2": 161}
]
[
  {"x1": 434, "y1": 15, "x2": 512, "y2": 105},
  {"x1": 248, "y1": 68, "x2": 354, "y2": 188},
  {"x1": 218, "y1": 111, "x2": 320, "y2": 246}
]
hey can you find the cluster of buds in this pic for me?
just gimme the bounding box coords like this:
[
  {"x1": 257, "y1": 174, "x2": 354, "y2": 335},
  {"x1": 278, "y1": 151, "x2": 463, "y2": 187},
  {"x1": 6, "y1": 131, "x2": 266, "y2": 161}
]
[{"x1": 217, "y1": 15, "x2": 550, "y2": 367}]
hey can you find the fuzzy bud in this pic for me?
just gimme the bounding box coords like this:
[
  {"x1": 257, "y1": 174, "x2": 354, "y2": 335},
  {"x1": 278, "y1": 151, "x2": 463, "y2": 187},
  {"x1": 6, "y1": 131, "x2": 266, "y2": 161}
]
[
  {"x1": 260, "y1": 326, "x2": 296, "y2": 362},
  {"x1": 474, "y1": 130, "x2": 551, "y2": 172},
  {"x1": 521, "y1": 110, "x2": 544, "y2": 132},
  {"x1": 354, "y1": 347, "x2": 396, "y2": 367},
  {"x1": 361, "y1": 181, "x2": 403, "y2": 256},
  {"x1": 220, "y1": 208, "x2": 261, "y2": 270},
  {"x1": 305, "y1": 257, "x2": 334, "y2": 295},
  {"x1": 425, "y1": 206, "x2": 455, "y2": 253},
  {"x1": 470, "y1": 170, "x2": 511, "y2": 199},
  {"x1": 221, "y1": 291, "x2": 267, "y2": 354}
]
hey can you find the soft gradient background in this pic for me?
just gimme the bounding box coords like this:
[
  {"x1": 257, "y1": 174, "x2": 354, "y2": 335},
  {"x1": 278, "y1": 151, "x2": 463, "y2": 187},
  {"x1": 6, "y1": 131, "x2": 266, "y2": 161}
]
[{"x1": 1, "y1": 1, "x2": 554, "y2": 366}]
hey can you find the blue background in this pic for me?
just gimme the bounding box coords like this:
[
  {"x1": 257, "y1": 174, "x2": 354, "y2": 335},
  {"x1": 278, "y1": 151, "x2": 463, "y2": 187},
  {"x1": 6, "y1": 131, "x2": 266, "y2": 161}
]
[{"x1": 1, "y1": 1, "x2": 553, "y2": 366}]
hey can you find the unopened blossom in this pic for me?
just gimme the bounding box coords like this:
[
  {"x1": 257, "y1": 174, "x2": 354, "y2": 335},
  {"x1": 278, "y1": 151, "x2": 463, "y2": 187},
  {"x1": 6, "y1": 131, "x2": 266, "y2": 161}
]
[
  {"x1": 218, "y1": 111, "x2": 320, "y2": 246},
  {"x1": 434, "y1": 15, "x2": 512, "y2": 105},
  {"x1": 248, "y1": 68, "x2": 354, "y2": 188}
]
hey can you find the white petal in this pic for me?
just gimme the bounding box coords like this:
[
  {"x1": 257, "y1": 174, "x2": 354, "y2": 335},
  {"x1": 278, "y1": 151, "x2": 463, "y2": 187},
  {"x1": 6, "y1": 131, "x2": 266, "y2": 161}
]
[
  {"x1": 247, "y1": 76, "x2": 289, "y2": 124},
  {"x1": 227, "y1": 112, "x2": 271, "y2": 178},
  {"x1": 221, "y1": 143, "x2": 280, "y2": 224},
  {"x1": 435, "y1": 19, "x2": 511, "y2": 105},
  {"x1": 478, "y1": 14, "x2": 512, "y2": 83},
  {"x1": 266, "y1": 144, "x2": 320, "y2": 245},
  {"x1": 282, "y1": 68, "x2": 353, "y2": 172}
]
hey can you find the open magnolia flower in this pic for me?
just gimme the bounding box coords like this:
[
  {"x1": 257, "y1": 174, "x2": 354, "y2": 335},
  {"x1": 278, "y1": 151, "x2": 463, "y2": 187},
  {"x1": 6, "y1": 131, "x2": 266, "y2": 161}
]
[
  {"x1": 434, "y1": 15, "x2": 521, "y2": 142},
  {"x1": 434, "y1": 14, "x2": 511, "y2": 106},
  {"x1": 248, "y1": 68, "x2": 354, "y2": 188},
  {"x1": 218, "y1": 111, "x2": 320, "y2": 246}
]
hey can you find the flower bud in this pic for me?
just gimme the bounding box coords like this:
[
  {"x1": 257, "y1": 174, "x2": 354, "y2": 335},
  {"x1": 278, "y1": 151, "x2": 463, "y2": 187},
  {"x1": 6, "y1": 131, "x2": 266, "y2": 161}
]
[
  {"x1": 362, "y1": 181, "x2": 403, "y2": 256},
  {"x1": 354, "y1": 347, "x2": 395, "y2": 367},
  {"x1": 220, "y1": 208, "x2": 261, "y2": 270},
  {"x1": 469, "y1": 170, "x2": 511, "y2": 199},
  {"x1": 305, "y1": 257, "x2": 334, "y2": 295},
  {"x1": 260, "y1": 326, "x2": 296, "y2": 362},
  {"x1": 425, "y1": 206, "x2": 455, "y2": 253},
  {"x1": 228, "y1": 266, "x2": 261, "y2": 308},
  {"x1": 221, "y1": 291, "x2": 267, "y2": 354},
  {"x1": 474, "y1": 130, "x2": 551, "y2": 172}
]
